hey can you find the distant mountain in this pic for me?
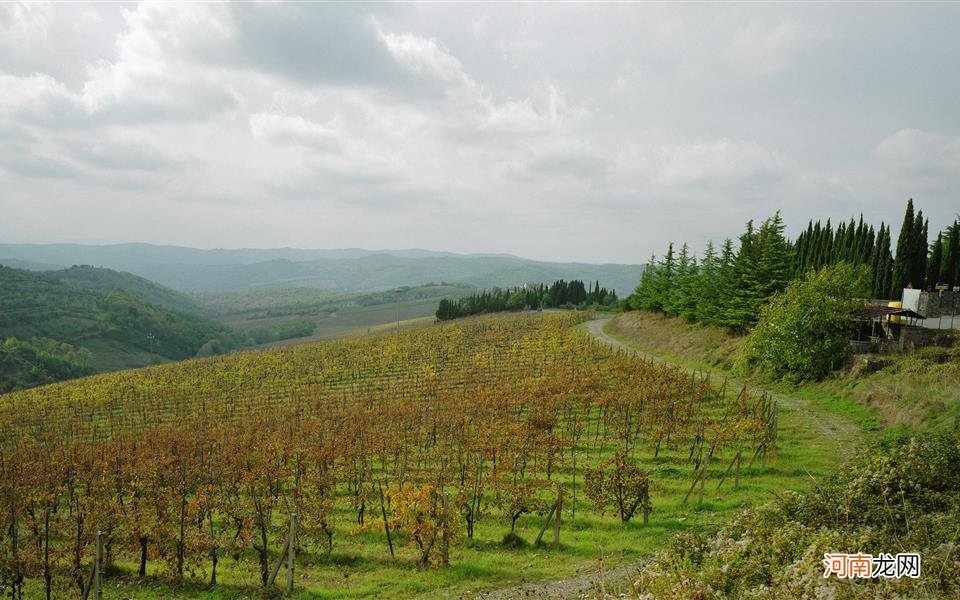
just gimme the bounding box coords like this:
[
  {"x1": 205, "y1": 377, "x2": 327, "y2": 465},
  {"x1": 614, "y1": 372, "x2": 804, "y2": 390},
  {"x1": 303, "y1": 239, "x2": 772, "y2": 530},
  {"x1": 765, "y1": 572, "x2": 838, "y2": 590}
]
[
  {"x1": 0, "y1": 243, "x2": 645, "y2": 294},
  {"x1": 0, "y1": 258, "x2": 64, "y2": 271},
  {"x1": 0, "y1": 265, "x2": 244, "y2": 381},
  {"x1": 0, "y1": 243, "x2": 519, "y2": 266}
]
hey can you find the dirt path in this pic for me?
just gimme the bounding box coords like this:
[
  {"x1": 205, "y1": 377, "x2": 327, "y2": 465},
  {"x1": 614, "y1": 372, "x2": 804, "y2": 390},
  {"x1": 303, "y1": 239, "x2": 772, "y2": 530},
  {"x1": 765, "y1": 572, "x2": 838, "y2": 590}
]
[
  {"x1": 583, "y1": 317, "x2": 861, "y2": 455},
  {"x1": 470, "y1": 561, "x2": 641, "y2": 600}
]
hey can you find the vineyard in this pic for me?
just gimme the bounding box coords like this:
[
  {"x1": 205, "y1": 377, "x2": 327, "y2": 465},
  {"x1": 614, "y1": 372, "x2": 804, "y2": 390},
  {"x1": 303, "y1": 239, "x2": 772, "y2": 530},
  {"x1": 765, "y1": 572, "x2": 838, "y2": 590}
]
[{"x1": 0, "y1": 313, "x2": 777, "y2": 599}]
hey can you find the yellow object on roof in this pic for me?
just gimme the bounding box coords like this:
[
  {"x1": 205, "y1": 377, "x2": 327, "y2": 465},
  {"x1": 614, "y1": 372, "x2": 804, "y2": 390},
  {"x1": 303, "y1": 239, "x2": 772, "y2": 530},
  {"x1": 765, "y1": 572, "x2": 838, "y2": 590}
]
[{"x1": 888, "y1": 301, "x2": 902, "y2": 324}]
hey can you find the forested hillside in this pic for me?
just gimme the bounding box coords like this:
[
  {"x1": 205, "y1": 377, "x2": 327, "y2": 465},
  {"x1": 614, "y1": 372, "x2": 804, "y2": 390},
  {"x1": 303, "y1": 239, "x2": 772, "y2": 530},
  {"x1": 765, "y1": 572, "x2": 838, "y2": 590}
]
[
  {"x1": 46, "y1": 264, "x2": 208, "y2": 314},
  {"x1": 0, "y1": 266, "x2": 244, "y2": 389}
]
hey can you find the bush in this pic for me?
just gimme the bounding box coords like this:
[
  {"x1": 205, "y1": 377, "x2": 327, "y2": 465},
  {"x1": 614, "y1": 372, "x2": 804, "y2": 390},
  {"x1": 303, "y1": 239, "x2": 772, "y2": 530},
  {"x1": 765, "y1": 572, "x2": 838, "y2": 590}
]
[
  {"x1": 633, "y1": 430, "x2": 960, "y2": 599},
  {"x1": 736, "y1": 262, "x2": 869, "y2": 381},
  {"x1": 584, "y1": 451, "x2": 652, "y2": 524}
]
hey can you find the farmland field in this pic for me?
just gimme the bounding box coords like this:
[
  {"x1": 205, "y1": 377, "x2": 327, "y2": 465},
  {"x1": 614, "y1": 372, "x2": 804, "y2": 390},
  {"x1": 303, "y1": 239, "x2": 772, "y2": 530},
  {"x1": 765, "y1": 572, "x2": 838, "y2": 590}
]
[{"x1": 1, "y1": 313, "x2": 836, "y2": 598}]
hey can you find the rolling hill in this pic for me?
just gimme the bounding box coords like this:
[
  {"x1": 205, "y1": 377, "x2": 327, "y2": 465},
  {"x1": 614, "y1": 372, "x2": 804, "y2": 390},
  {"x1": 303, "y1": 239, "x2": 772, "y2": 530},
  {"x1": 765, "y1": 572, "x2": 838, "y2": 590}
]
[
  {"x1": 45, "y1": 264, "x2": 208, "y2": 314},
  {"x1": 0, "y1": 243, "x2": 645, "y2": 294},
  {"x1": 0, "y1": 265, "x2": 244, "y2": 383}
]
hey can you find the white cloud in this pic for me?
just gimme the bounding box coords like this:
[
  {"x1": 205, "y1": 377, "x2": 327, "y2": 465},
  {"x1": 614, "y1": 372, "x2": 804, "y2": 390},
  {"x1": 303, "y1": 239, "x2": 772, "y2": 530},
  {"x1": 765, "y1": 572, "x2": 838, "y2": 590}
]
[
  {"x1": 380, "y1": 30, "x2": 466, "y2": 83},
  {"x1": 0, "y1": 2, "x2": 53, "y2": 46},
  {"x1": 730, "y1": 20, "x2": 827, "y2": 76},
  {"x1": 249, "y1": 112, "x2": 342, "y2": 149},
  {"x1": 0, "y1": 72, "x2": 76, "y2": 117},
  {"x1": 874, "y1": 128, "x2": 960, "y2": 175},
  {"x1": 654, "y1": 140, "x2": 791, "y2": 187}
]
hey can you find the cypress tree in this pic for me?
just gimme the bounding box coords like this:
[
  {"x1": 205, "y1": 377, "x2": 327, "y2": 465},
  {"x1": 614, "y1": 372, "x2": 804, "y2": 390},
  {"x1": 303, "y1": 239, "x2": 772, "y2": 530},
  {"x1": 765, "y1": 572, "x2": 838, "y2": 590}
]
[
  {"x1": 812, "y1": 221, "x2": 823, "y2": 268},
  {"x1": 862, "y1": 224, "x2": 876, "y2": 266},
  {"x1": 943, "y1": 219, "x2": 960, "y2": 286},
  {"x1": 844, "y1": 217, "x2": 857, "y2": 261},
  {"x1": 818, "y1": 220, "x2": 833, "y2": 269},
  {"x1": 892, "y1": 199, "x2": 917, "y2": 292},
  {"x1": 913, "y1": 213, "x2": 928, "y2": 289},
  {"x1": 928, "y1": 233, "x2": 944, "y2": 285},
  {"x1": 878, "y1": 224, "x2": 894, "y2": 299}
]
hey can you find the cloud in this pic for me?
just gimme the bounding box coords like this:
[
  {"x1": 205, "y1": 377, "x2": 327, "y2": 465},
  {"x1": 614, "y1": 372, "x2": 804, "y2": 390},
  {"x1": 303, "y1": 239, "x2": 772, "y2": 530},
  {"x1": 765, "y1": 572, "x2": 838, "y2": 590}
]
[
  {"x1": 653, "y1": 140, "x2": 791, "y2": 188},
  {"x1": 65, "y1": 137, "x2": 186, "y2": 172},
  {"x1": 874, "y1": 128, "x2": 960, "y2": 176},
  {"x1": 0, "y1": 150, "x2": 84, "y2": 180},
  {"x1": 195, "y1": 4, "x2": 411, "y2": 88},
  {"x1": 729, "y1": 20, "x2": 828, "y2": 76},
  {"x1": 0, "y1": 72, "x2": 82, "y2": 124},
  {"x1": 249, "y1": 112, "x2": 342, "y2": 149}
]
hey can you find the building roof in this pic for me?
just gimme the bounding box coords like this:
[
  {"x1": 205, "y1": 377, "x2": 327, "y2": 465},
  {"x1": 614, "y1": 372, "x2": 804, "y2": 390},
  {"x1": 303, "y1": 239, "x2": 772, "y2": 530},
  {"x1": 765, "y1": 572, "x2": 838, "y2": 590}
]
[{"x1": 858, "y1": 305, "x2": 926, "y2": 320}]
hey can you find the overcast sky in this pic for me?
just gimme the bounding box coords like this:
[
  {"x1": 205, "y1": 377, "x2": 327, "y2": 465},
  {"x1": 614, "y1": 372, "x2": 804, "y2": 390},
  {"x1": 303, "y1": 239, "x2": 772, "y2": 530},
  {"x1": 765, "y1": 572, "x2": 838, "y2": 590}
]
[{"x1": 1, "y1": 3, "x2": 958, "y2": 263}]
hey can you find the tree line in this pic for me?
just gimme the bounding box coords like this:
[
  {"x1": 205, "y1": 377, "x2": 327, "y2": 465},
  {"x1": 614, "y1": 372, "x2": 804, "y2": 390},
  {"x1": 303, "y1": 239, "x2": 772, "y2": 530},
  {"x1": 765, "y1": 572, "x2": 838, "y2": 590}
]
[
  {"x1": 628, "y1": 199, "x2": 959, "y2": 331},
  {"x1": 436, "y1": 280, "x2": 617, "y2": 321}
]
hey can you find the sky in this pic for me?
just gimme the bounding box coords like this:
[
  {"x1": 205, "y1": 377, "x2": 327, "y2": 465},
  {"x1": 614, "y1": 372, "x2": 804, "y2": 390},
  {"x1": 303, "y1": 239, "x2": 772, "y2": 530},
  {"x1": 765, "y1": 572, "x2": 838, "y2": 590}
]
[{"x1": 1, "y1": 2, "x2": 958, "y2": 264}]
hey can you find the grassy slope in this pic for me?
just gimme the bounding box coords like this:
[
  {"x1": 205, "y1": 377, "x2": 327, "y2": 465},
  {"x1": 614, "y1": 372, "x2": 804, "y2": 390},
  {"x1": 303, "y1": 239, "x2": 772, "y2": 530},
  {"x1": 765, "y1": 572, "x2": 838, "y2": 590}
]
[
  {"x1": 197, "y1": 284, "x2": 474, "y2": 317},
  {"x1": 607, "y1": 310, "x2": 959, "y2": 432},
  {"x1": 10, "y1": 313, "x2": 873, "y2": 599},
  {"x1": 207, "y1": 284, "x2": 477, "y2": 346}
]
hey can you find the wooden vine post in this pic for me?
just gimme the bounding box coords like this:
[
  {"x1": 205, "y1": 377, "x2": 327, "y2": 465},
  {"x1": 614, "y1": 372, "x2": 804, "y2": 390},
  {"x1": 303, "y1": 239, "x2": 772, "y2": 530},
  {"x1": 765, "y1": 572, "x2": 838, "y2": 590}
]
[
  {"x1": 441, "y1": 491, "x2": 450, "y2": 567},
  {"x1": 553, "y1": 483, "x2": 562, "y2": 548},
  {"x1": 535, "y1": 484, "x2": 564, "y2": 547},
  {"x1": 82, "y1": 531, "x2": 103, "y2": 600},
  {"x1": 379, "y1": 482, "x2": 395, "y2": 560},
  {"x1": 287, "y1": 513, "x2": 297, "y2": 594},
  {"x1": 267, "y1": 513, "x2": 297, "y2": 595}
]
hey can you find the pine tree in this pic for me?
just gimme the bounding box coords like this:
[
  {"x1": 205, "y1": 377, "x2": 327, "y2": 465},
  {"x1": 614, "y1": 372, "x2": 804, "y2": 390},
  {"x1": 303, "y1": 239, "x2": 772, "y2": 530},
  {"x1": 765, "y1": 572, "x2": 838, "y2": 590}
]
[
  {"x1": 629, "y1": 253, "x2": 659, "y2": 311},
  {"x1": 653, "y1": 243, "x2": 676, "y2": 312},
  {"x1": 717, "y1": 221, "x2": 764, "y2": 331},
  {"x1": 755, "y1": 212, "x2": 793, "y2": 299},
  {"x1": 709, "y1": 239, "x2": 737, "y2": 327},
  {"x1": 669, "y1": 244, "x2": 698, "y2": 321},
  {"x1": 695, "y1": 241, "x2": 720, "y2": 324}
]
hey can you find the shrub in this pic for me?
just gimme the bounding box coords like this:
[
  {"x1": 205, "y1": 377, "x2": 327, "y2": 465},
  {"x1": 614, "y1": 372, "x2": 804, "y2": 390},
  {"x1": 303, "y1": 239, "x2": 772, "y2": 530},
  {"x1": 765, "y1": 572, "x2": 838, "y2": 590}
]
[
  {"x1": 736, "y1": 262, "x2": 869, "y2": 381},
  {"x1": 633, "y1": 430, "x2": 960, "y2": 599},
  {"x1": 584, "y1": 451, "x2": 652, "y2": 524}
]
